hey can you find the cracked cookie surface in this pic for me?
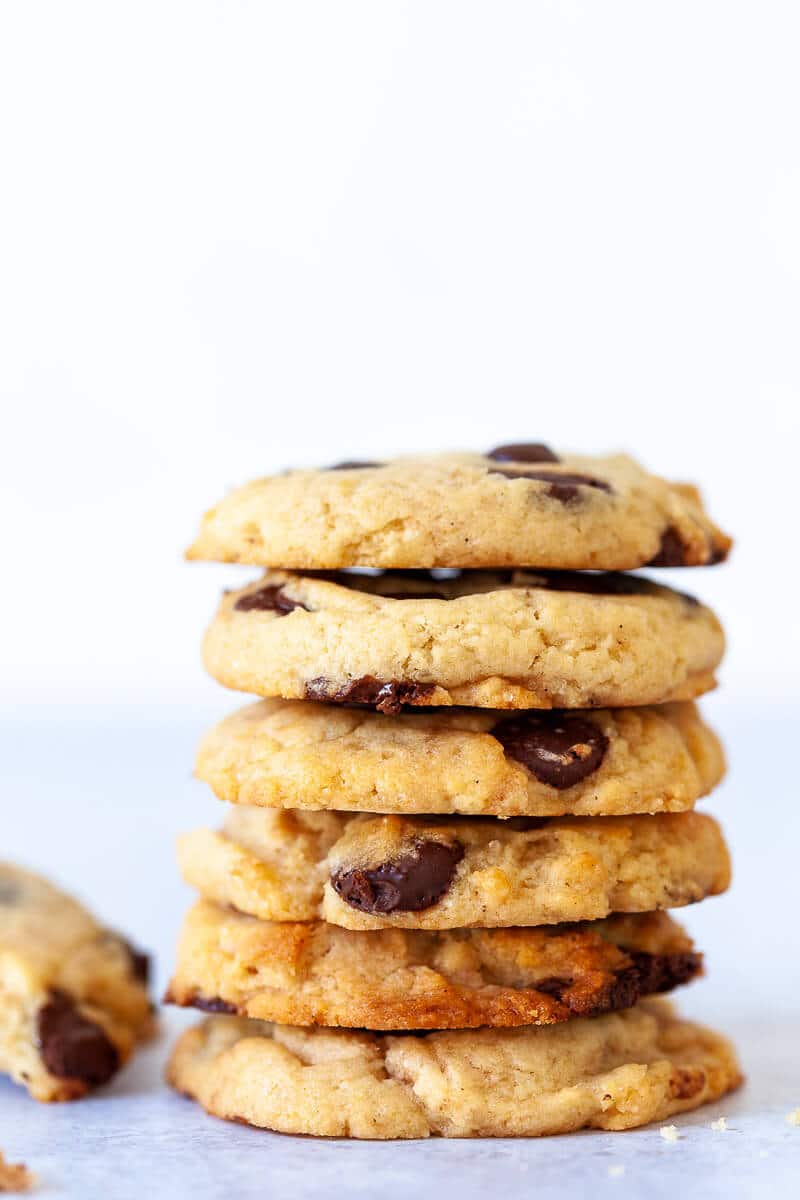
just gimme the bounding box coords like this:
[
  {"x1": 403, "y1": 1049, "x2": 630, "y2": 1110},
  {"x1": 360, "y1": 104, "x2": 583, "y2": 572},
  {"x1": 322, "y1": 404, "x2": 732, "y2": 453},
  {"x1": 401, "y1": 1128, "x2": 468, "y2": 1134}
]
[
  {"x1": 186, "y1": 449, "x2": 731, "y2": 571},
  {"x1": 177, "y1": 808, "x2": 730, "y2": 930},
  {"x1": 196, "y1": 698, "x2": 724, "y2": 818},
  {"x1": 202, "y1": 569, "x2": 724, "y2": 711},
  {"x1": 166, "y1": 902, "x2": 701, "y2": 1029},
  {"x1": 0, "y1": 863, "x2": 153, "y2": 1101},
  {"x1": 167, "y1": 1000, "x2": 742, "y2": 1138}
]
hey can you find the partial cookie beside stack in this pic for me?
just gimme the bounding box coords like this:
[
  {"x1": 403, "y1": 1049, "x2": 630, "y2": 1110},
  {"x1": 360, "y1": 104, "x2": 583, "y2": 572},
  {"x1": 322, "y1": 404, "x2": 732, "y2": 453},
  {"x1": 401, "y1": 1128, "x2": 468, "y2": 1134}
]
[
  {"x1": 0, "y1": 864, "x2": 152, "y2": 1102},
  {"x1": 168, "y1": 445, "x2": 740, "y2": 1139}
]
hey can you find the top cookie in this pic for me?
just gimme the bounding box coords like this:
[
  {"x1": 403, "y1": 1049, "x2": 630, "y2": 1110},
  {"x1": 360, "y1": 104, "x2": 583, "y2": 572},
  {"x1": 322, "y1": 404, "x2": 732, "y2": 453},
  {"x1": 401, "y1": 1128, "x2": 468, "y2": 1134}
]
[{"x1": 186, "y1": 447, "x2": 731, "y2": 571}]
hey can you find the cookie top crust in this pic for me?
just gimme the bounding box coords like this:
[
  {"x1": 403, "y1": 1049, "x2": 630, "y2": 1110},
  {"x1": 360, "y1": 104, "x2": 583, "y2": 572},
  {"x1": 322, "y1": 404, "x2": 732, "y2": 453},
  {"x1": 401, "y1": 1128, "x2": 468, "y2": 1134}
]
[
  {"x1": 196, "y1": 698, "x2": 725, "y2": 818},
  {"x1": 0, "y1": 863, "x2": 153, "y2": 1101},
  {"x1": 186, "y1": 449, "x2": 731, "y2": 571},
  {"x1": 167, "y1": 1000, "x2": 742, "y2": 1138},
  {"x1": 177, "y1": 808, "x2": 731, "y2": 930},
  {"x1": 166, "y1": 901, "x2": 702, "y2": 1030},
  {"x1": 202, "y1": 569, "x2": 725, "y2": 710}
]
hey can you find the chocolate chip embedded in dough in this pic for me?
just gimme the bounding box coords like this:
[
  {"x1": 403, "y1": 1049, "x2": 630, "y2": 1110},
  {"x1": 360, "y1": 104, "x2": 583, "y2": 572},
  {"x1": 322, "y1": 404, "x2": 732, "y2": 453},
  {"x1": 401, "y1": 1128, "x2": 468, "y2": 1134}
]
[
  {"x1": 490, "y1": 467, "x2": 612, "y2": 502},
  {"x1": 305, "y1": 676, "x2": 436, "y2": 715},
  {"x1": 37, "y1": 990, "x2": 119, "y2": 1086},
  {"x1": 648, "y1": 527, "x2": 691, "y2": 567},
  {"x1": 327, "y1": 460, "x2": 384, "y2": 470},
  {"x1": 331, "y1": 840, "x2": 464, "y2": 914},
  {"x1": 189, "y1": 995, "x2": 238, "y2": 1015},
  {"x1": 486, "y1": 443, "x2": 561, "y2": 464},
  {"x1": 234, "y1": 585, "x2": 308, "y2": 614},
  {"x1": 492, "y1": 712, "x2": 608, "y2": 789}
]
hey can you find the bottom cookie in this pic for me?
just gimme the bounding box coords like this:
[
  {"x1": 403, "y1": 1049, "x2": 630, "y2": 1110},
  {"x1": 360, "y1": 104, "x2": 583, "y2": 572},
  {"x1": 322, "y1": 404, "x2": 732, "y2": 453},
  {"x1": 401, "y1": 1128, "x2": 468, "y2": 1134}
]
[{"x1": 167, "y1": 1000, "x2": 741, "y2": 1139}]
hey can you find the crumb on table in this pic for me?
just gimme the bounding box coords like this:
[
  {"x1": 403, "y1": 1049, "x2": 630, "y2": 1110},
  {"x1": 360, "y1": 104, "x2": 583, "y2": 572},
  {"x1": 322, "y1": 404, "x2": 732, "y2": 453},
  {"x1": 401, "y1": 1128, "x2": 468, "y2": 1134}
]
[
  {"x1": 786, "y1": 1107, "x2": 800, "y2": 1127},
  {"x1": 0, "y1": 1151, "x2": 34, "y2": 1193},
  {"x1": 711, "y1": 1116, "x2": 728, "y2": 1131},
  {"x1": 659, "y1": 1124, "x2": 680, "y2": 1142}
]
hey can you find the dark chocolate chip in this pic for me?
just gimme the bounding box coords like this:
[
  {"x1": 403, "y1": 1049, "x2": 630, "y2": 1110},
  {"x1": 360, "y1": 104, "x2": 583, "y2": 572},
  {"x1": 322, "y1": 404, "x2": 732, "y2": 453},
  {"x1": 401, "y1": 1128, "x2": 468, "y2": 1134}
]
[
  {"x1": 542, "y1": 950, "x2": 702, "y2": 1018},
  {"x1": 626, "y1": 950, "x2": 703, "y2": 996},
  {"x1": 189, "y1": 995, "x2": 238, "y2": 1014},
  {"x1": 0, "y1": 880, "x2": 19, "y2": 904},
  {"x1": 331, "y1": 840, "x2": 464, "y2": 914},
  {"x1": 305, "y1": 676, "x2": 436, "y2": 715},
  {"x1": 648, "y1": 527, "x2": 690, "y2": 567},
  {"x1": 492, "y1": 712, "x2": 608, "y2": 789},
  {"x1": 486, "y1": 443, "x2": 560, "y2": 464},
  {"x1": 37, "y1": 990, "x2": 119, "y2": 1086},
  {"x1": 327, "y1": 460, "x2": 383, "y2": 470},
  {"x1": 234, "y1": 585, "x2": 308, "y2": 614},
  {"x1": 490, "y1": 467, "x2": 612, "y2": 502}
]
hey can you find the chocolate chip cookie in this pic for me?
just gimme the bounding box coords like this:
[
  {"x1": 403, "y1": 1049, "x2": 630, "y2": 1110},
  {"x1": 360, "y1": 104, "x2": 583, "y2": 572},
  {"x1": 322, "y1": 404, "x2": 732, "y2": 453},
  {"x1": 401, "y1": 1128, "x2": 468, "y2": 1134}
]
[
  {"x1": 177, "y1": 808, "x2": 730, "y2": 930},
  {"x1": 167, "y1": 999, "x2": 742, "y2": 1138},
  {"x1": 0, "y1": 863, "x2": 153, "y2": 1101},
  {"x1": 202, "y1": 569, "x2": 724, "y2": 710},
  {"x1": 166, "y1": 901, "x2": 701, "y2": 1029},
  {"x1": 187, "y1": 449, "x2": 731, "y2": 571},
  {"x1": 196, "y1": 698, "x2": 724, "y2": 818}
]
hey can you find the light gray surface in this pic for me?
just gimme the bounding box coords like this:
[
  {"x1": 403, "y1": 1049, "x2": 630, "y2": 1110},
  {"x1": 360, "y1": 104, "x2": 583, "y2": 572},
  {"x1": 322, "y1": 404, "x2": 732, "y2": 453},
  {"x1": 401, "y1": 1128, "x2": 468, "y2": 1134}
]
[{"x1": 1, "y1": 695, "x2": 799, "y2": 1197}]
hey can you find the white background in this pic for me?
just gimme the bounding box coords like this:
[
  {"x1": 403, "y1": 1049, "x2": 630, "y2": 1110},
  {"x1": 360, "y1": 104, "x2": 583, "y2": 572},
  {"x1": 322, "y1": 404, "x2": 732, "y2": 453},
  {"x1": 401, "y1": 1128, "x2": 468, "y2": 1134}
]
[{"x1": 1, "y1": 3, "x2": 799, "y2": 1197}]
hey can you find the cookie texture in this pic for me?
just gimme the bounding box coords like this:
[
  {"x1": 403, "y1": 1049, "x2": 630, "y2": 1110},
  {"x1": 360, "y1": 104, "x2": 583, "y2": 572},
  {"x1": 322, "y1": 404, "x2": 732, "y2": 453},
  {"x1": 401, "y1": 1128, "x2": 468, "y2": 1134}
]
[
  {"x1": 186, "y1": 450, "x2": 731, "y2": 571},
  {"x1": 202, "y1": 570, "x2": 724, "y2": 711},
  {"x1": 196, "y1": 698, "x2": 724, "y2": 818},
  {"x1": 0, "y1": 863, "x2": 153, "y2": 1101},
  {"x1": 167, "y1": 1000, "x2": 742, "y2": 1138},
  {"x1": 166, "y1": 902, "x2": 702, "y2": 1029},
  {"x1": 177, "y1": 808, "x2": 730, "y2": 930}
]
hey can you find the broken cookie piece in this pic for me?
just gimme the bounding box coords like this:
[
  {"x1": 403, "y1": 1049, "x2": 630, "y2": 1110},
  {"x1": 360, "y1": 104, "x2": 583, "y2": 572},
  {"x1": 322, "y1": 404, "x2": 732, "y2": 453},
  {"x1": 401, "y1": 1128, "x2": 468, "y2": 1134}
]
[{"x1": 0, "y1": 862, "x2": 153, "y2": 1101}]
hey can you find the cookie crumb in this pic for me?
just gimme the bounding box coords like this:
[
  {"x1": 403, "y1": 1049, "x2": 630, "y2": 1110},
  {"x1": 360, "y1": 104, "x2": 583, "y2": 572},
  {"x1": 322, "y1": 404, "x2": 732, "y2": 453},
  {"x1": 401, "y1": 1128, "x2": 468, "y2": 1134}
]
[
  {"x1": 608, "y1": 1164, "x2": 625, "y2": 1178},
  {"x1": 659, "y1": 1125, "x2": 680, "y2": 1142},
  {"x1": 0, "y1": 1152, "x2": 34, "y2": 1192},
  {"x1": 710, "y1": 1117, "x2": 728, "y2": 1131},
  {"x1": 786, "y1": 1107, "x2": 800, "y2": 1126}
]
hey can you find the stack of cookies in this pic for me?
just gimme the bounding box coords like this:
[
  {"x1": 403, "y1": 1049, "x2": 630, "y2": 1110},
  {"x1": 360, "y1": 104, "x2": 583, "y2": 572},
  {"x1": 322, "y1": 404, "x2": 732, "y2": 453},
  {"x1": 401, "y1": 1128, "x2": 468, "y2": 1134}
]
[{"x1": 167, "y1": 446, "x2": 742, "y2": 1139}]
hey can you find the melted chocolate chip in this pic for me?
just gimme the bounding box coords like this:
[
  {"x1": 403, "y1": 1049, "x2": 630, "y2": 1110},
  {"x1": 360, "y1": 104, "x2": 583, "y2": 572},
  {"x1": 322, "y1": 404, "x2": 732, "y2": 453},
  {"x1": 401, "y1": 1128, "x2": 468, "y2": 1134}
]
[
  {"x1": 331, "y1": 840, "x2": 464, "y2": 914},
  {"x1": 234, "y1": 585, "x2": 308, "y2": 614},
  {"x1": 37, "y1": 991, "x2": 119, "y2": 1086},
  {"x1": 539, "y1": 950, "x2": 702, "y2": 1018},
  {"x1": 626, "y1": 949, "x2": 702, "y2": 995},
  {"x1": 305, "y1": 676, "x2": 436, "y2": 715},
  {"x1": 328, "y1": 460, "x2": 383, "y2": 470},
  {"x1": 648, "y1": 527, "x2": 690, "y2": 567},
  {"x1": 492, "y1": 712, "x2": 608, "y2": 789},
  {"x1": 490, "y1": 467, "x2": 612, "y2": 502},
  {"x1": 190, "y1": 995, "x2": 238, "y2": 1014},
  {"x1": 486, "y1": 443, "x2": 560, "y2": 464}
]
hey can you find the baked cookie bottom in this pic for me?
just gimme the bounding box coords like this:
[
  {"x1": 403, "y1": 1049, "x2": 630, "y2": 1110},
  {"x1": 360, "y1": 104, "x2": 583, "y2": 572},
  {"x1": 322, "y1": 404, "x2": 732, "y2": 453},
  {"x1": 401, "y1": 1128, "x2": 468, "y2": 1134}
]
[
  {"x1": 177, "y1": 808, "x2": 731, "y2": 930},
  {"x1": 166, "y1": 1000, "x2": 742, "y2": 1138},
  {"x1": 165, "y1": 902, "x2": 702, "y2": 1029}
]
